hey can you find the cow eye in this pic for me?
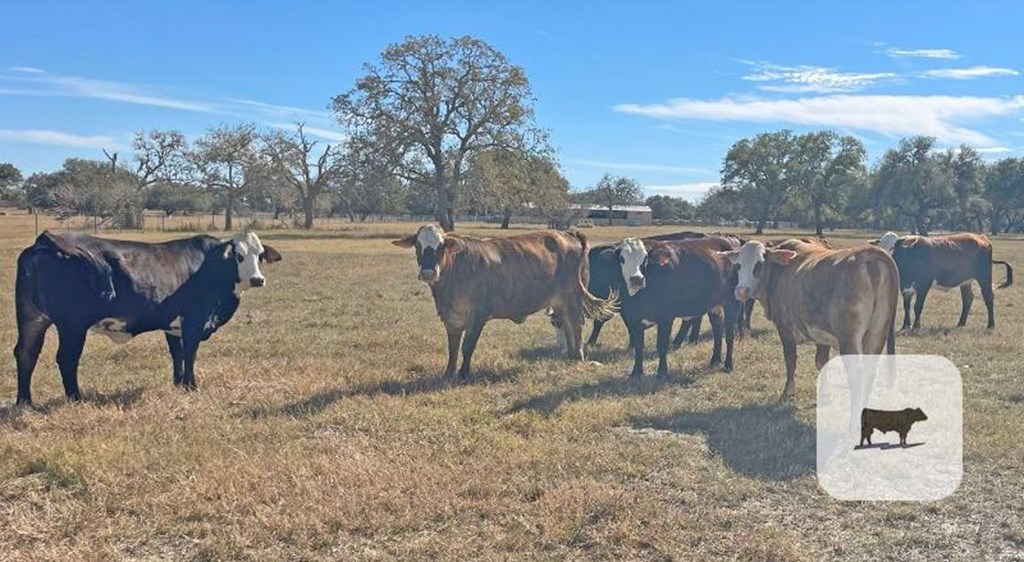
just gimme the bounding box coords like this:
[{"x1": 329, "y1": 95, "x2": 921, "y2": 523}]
[
  {"x1": 619, "y1": 255, "x2": 625, "y2": 264},
  {"x1": 236, "y1": 254, "x2": 245, "y2": 264}
]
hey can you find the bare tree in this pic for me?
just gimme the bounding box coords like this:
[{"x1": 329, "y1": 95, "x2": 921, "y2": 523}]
[
  {"x1": 192, "y1": 123, "x2": 266, "y2": 231},
  {"x1": 262, "y1": 123, "x2": 343, "y2": 229}
]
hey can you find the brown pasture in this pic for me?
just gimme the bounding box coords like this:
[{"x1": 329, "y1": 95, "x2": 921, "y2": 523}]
[{"x1": 1, "y1": 213, "x2": 1022, "y2": 561}]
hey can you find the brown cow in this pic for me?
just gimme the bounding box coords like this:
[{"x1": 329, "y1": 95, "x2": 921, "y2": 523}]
[
  {"x1": 872, "y1": 232, "x2": 1013, "y2": 330},
  {"x1": 392, "y1": 225, "x2": 617, "y2": 381},
  {"x1": 722, "y1": 240, "x2": 898, "y2": 419}
]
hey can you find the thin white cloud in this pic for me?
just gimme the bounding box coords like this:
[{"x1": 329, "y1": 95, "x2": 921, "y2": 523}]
[
  {"x1": 614, "y1": 94, "x2": 1024, "y2": 145},
  {"x1": 0, "y1": 68, "x2": 339, "y2": 130},
  {"x1": 266, "y1": 122, "x2": 348, "y2": 142},
  {"x1": 743, "y1": 61, "x2": 898, "y2": 93},
  {"x1": 644, "y1": 182, "x2": 718, "y2": 202},
  {"x1": 570, "y1": 158, "x2": 710, "y2": 174},
  {"x1": 9, "y1": 66, "x2": 47, "y2": 74},
  {"x1": 975, "y1": 146, "x2": 1013, "y2": 154},
  {"x1": 0, "y1": 129, "x2": 117, "y2": 149},
  {"x1": 1, "y1": 68, "x2": 216, "y2": 112},
  {"x1": 886, "y1": 48, "x2": 961, "y2": 59},
  {"x1": 919, "y1": 66, "x2": 1019, "y2": 80}
]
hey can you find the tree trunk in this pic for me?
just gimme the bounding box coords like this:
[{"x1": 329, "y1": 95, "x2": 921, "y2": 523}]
[
  {"x1": 224, "y1": 196, "x2": 234, "y2": 231},
  {"x1": 303, "y1": 197, "x2": 315, "y2": 229},
  {"x1": 814, "y1": 206, "x2": 823, "y2": 236},
  {"x1": 755, "y1": 219, "x2": 764, "y2": 235},
  {"x1": 435, "y1": 180, "x2": 454, "y2": 232},
  {"x1": 915, "y1": 216, "x2": 929, "y2": 237},
  {"x1": 500, "y1": 212, "x2": 511, "y2": 229},
  {"x1": 607, "y1": 204, "x2": 614, "y2": 226}
]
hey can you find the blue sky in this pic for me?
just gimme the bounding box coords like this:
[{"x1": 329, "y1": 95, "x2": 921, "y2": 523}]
[{"x1": 2, "y1": 1, "x2": 1022, "y2": 201}]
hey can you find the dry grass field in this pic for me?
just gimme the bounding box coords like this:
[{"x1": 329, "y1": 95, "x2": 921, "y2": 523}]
[{"x1": 1, "y1": 213, "x2": 1022, "y2": 561}]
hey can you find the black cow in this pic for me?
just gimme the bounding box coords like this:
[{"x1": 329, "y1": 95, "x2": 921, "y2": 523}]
[
  {"x1": 585, "y1": 234, "x2": 747, "y2": 349},
  {"x1": 13, "y1": 230, "x2": 281, "y2": 405},
  {"x1": 859, "y1": 407, "x2": 928, "y2": 447},
  {"x1": 615, "y1": 237, "x2": 741, "y2": 377}
]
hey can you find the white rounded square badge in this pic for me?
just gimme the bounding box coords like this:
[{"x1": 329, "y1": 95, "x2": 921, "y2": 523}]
[{"x1": 817, "y1": 355, "x2": 963, "y2": 501}]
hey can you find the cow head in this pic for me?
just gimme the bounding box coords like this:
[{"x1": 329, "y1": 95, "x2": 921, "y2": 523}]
[
  {"x1": 720, "y1": 240, "x2": 796, "y2": 302},
  {"x1": 871, "y1": 231, "x2": 901, "y2": 253},
  {"x1": 228, "y1": 230, "x2": 282, "y2": 291},
  {"x1": 392, "y1": 224, "x2": 465, "y2": 284},
  {"x1": 909, "y1": 407, "x2": 928, "y2": 422},
  {"x1": 616, "y1": 237, "x2": 649, "y2": 296}
]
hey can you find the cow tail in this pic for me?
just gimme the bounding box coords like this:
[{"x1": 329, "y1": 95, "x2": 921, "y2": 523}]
[
  {"x1": 993, "y1": 259, "x2": 1013, "y2": 288},
  {"x1": 886, "y1": 311, "x2": 896, "y2": 355},
  {"x1": 31, "y1": 232, "x2": 116, "y2": 301},
  {"x1": 570, "y1": 230, "x2": 619, "y2": 322}
]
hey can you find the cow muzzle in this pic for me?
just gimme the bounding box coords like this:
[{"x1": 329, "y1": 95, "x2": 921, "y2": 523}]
[
  {"x1": 735, "y1": 286, "x2": 751, "y2": 302},
  {"x1": 418, "y1": 269, "x2": 439, "y2": 283},
  {"x1": 249, "y1": 277, "x2": 266, "y2": 288},
  {"x1": 627, "y1": 275, "x2": 645, "y2": 296}
]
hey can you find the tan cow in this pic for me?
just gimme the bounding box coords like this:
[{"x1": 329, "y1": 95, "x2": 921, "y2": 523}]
[
  {"x1": 392, "y1": 225, "x2": 617, "y2": 381},
  {"x1": 722, "y1": 240, "x2": 899, "y2": 423}
]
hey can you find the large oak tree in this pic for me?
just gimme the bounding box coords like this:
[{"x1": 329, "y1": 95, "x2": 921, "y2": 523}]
[{"x1": 332, "y1": 34, "x2": 540, "y2": 231}]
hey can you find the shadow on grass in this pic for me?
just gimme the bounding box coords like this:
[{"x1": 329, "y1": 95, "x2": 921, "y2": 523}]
[
  {"x1": 854, "y1": 442, "x2": 925, "y2": 450},
  {"x1": 505, "y1": 373, "x2": 695, "y2": 418},
  {"x1": 246, "y1": 367, "x2": 522, "y2": 418},
  {"x1": 630, "y1": 403, "x2": 815, "y2": 481},
  {"x1": 0, "y1": 386, "x2": 146, "y2": 426}
]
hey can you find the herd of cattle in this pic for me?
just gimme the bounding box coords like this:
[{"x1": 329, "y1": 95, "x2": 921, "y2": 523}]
[{"x1": 9, "y1": 225, "x2": 1014, "y2": 407}]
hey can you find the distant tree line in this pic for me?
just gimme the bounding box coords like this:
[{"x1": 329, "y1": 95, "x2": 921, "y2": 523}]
[{"x1": 2, "y1": 34, "x2": 1023, "y2": 235}]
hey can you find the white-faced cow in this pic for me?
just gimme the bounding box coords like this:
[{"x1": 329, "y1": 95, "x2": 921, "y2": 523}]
[
  {"x1": 872, "y1": 231, "x2": 1013, "y2": 330},
  {"x1": 13, "y1": 230, "x2": 281, "y2": 405},
  {"x1": 392, "y1": 225, "x2": 617, "y2": 381},
  {"x1": 614, "y1": 237, "x2": 743, "y2": 378},
  {"x1": 721, "y1": 239, "x2": 898, "y2": 422}
]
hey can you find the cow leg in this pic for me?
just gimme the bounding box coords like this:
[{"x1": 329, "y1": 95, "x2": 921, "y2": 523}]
[
  {"x1": 586, "y1": 319, "x2": 605, "y2": 347},
  {"x1": 957, "y1": 284, "x2": 974, "y2": 327},
  {"x1": 671, "y1": 318, "x2": 690, "y2": 349},
  {"x1": 655, "y1": 320, "x2": 672, "y2": 378},
  {"x1": 723, "y1": 302, "x2": 737, "y2": 372},
  {"x1": 55, "y1": 325, "x2": 87, "y2": 402},
  {"x1": 912, "y1": 285, "x2": 931, "y2": 330},
  {"x1": 561, "y1": 308, "x2": 585, "y2": 361},
  {"x1": 780, "y1": 335, "x2": 798, "y2": 400},
  {"x1": 899, "y1": 431, "x2": 908, "y2": 446},
  {"x1": 14, "y1": 318, "x2": 51, "y2": 406},
  {"x1": 457, "y1": 321, "x2": 486, "y2": 382},
  {"x1": 628, "y1": 322, "x2": 645, "y2": 378},
  {"x1": 900, "y1": 292, "x2": 912, "y2": 332},
  {"x1": 979, "y1": 277, "x2": 996, "y2": 329},
  {"x1": 743, "y1": 300, "x2": 754, "y2": 334},
  {"x1": 444, "y1": 327, "x2": 463, "y2": 379},
  {"x1": 708, "y1": 310, "x2": 724, "y2": 367},
  {"x1": 180, "y1": 340, "x2": 201, "y2": 391},
  {"x1": 814, "y1": 344, "x2": 831, "y2": 370},
  {"x1": 165, "y1": 333, "x2": 185, "y2": 386}
]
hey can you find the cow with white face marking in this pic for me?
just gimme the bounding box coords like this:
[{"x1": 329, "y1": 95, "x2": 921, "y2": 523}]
[
  {"x1": 13, "y1": 230, "x2": 281, "y2": 405},
  {"x1": 870, "y1": 232, "x2": 1013, "y2": 330},
  {"x1": 611, "y1": 237, "x2": 743, "y2": 378},
  {"x1": 721, "y1": 240, "x2": 898, "y2": 425},
  {"x1": 393, "y1": 225, "x2": 617, "y2": 381}
]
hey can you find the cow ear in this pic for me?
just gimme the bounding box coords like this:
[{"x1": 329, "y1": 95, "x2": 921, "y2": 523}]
[
  {"x1": 868, "y1": 240, "x2": 879, "y2": 246},
  {"x1": 650, "y1": 248, "x2": 674, "y2": 267},
  {"x1": 443, "y1": 236, "x2": 465, "y2": 255},
  {"x1": 261, "y1": 244, "x2": 282, "y2": 263},
  {"x1": 718, "y1": 249, "x2": 741, "y2": 264},
  {"x1": 223, "y1": 242, "x2": 235, "y2": 260},
  {"x1": 392, "y1": 235, "x2": 417, "y2": 248},
  {"x1": 767, "y1": 249, "x2": 797, "y2": 265},
  {"x1": 902, "y1": 237, "x2": 920, "y2": 248}
]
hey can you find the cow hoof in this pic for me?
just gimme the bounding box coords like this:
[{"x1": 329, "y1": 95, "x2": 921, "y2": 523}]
[
  {"x1": 628, "y1": 372, "x2": 643, "y2": 379},
  {"x1": 723, "y1": 363, "x2": 733, "y2": 373},
  {"x1": 709, "y1": 358, "x2": 722, "y2": 367},
  {"x1": 778, "y1": 392, "x2": 795, "y2": 403}
]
